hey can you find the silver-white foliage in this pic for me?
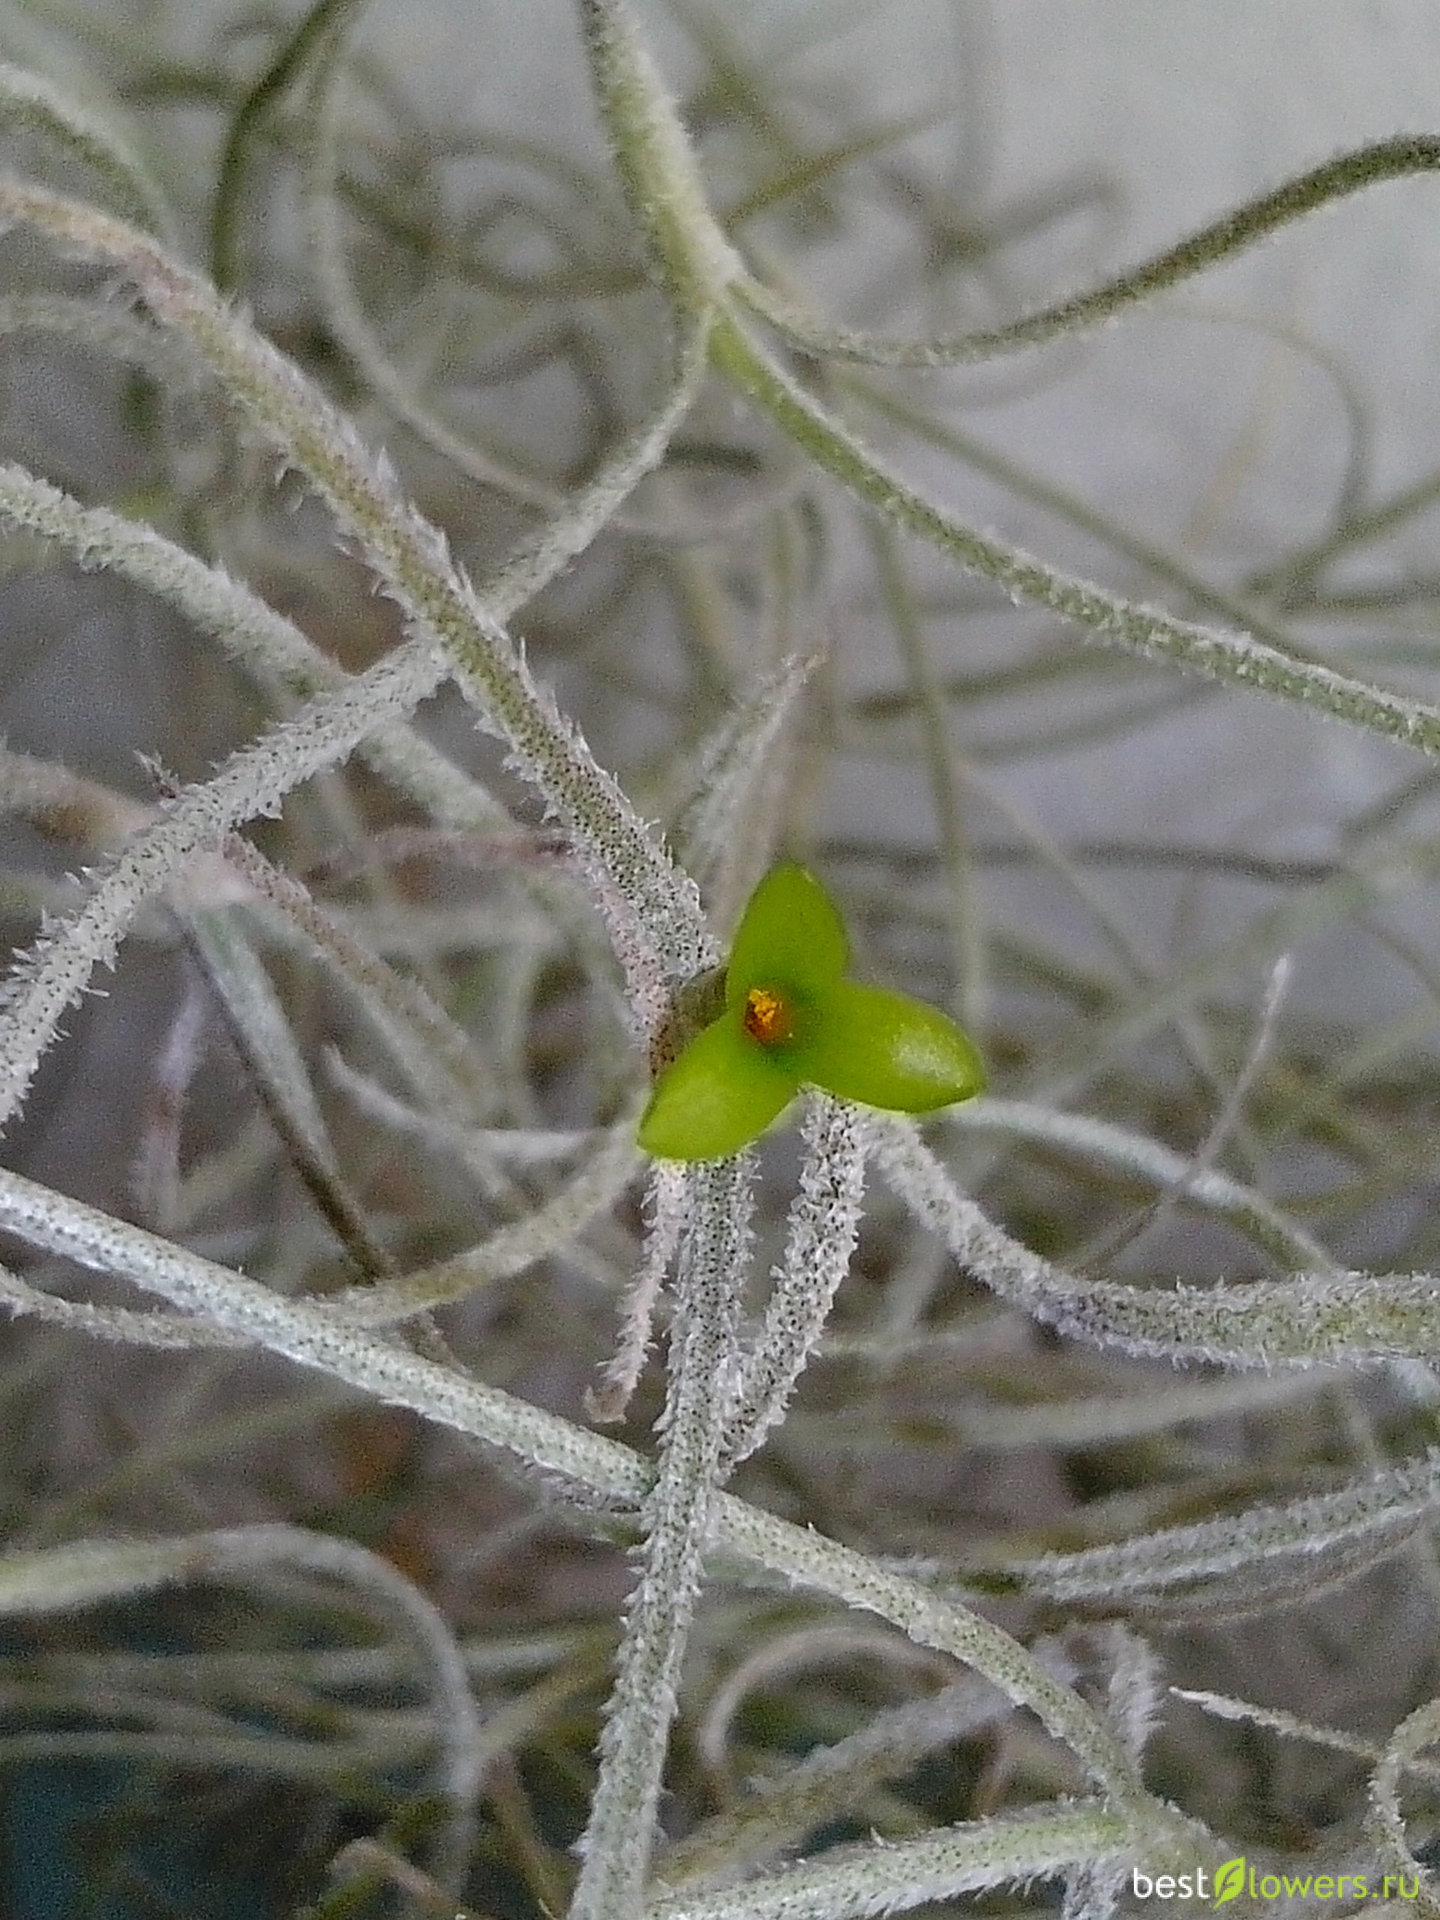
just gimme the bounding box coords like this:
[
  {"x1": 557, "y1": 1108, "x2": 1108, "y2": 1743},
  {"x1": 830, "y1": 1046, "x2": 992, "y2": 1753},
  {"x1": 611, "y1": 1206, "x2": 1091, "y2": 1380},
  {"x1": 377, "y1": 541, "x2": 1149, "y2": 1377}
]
[
  {"x1": 869, "y1": 1115, "x2": 1440, "y2": 1368},
  {"x1": 721, "y1": 1093, "x2": 867, "y2": 1471},
  {"x1": 10, "y1": 6, "x2": 1440, "y2": 1914},
  {"x1": 0, "y1": 1524, "x2": 482, "y2": 1880},
  {"x1": 1006, "y1": 1450, "x2": 1440, "y2": 1609},
  {"x1": 572, "y1": 1154, "x2": 755, "y2": 1920},
  {"x1": 646, "y1": 1799, "x2": 1135, "y2": 1920},
  {"x1": 666, "y1": 1631, "x2": 1068, "y2": 1894}
]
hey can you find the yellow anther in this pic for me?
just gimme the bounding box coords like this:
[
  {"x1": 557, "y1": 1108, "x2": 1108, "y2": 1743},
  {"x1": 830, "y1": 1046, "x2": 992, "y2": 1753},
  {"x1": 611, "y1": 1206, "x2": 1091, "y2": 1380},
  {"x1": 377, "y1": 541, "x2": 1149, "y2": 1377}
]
[{"x1": 743, "y1": 984, "x2": 792, "y2": 1045}]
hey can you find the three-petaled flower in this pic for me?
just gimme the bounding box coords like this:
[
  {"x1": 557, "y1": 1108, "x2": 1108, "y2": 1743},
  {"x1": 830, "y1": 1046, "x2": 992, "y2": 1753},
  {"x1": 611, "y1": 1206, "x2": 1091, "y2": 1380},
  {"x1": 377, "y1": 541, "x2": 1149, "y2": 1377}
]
[{"x1": 638, "y1": 863, "x2": 986, "y2": 1160}]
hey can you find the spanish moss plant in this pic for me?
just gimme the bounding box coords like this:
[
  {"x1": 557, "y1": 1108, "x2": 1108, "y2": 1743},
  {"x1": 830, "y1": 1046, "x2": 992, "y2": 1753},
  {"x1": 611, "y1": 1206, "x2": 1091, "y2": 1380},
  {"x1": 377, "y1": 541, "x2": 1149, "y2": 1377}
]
[{"x1": 0, "y1": 2, "x2": 1438, "y2": 1916}]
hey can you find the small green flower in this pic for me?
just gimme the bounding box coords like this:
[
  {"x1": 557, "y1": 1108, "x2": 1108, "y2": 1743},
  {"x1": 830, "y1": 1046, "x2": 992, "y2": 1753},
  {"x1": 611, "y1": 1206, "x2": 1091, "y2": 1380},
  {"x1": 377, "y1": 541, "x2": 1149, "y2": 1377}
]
[{"x1": 638, "y1": 862, "x2": 986, "y2": 1160}]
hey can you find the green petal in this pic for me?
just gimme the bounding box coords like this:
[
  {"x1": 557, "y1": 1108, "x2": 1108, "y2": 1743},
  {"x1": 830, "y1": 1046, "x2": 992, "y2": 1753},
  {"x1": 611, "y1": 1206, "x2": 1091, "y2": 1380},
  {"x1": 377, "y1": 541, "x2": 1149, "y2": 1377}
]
[
  {"x1": 725, "y1": 863, "x2": 849, "y2": 1005},
  {"x1": 789, "y1": 980, "x2": 986, "y2": 1114},
  {"x1": 638, "y1": 1015, "x2": 799, "y2": 1160}
]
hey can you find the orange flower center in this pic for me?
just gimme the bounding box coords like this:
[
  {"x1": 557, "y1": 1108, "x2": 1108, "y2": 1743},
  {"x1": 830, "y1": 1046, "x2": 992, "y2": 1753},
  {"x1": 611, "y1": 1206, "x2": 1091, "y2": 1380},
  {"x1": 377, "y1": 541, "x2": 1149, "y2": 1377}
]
[{"x1": 742, "y1": 984, "x2": 793, "y2": 1046}]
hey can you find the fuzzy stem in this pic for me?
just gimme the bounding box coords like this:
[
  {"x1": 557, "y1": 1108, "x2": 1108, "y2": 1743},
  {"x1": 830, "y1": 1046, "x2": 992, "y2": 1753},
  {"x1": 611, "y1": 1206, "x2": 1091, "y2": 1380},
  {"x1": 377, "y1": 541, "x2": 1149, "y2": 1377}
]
[
  {"x1": 570, "y1": 1156, "x2": 751, "y2": 1920},
  {"x1": 711, "y1": 313, "x2": 1440, "y2": 760}
]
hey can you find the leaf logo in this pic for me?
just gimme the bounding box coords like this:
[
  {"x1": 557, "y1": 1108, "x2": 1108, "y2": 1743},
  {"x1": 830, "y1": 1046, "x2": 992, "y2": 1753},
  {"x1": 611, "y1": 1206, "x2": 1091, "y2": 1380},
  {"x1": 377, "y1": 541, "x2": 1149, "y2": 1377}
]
[{"x1": 1213, "y1": 1857, "x2": 1247, "y2": 1908}]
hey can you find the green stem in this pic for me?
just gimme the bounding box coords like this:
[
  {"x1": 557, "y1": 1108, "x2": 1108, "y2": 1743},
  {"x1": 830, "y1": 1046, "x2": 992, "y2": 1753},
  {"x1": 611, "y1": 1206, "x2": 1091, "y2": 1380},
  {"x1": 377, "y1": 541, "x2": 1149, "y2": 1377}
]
[
  {"x1": 710, "y1": 312, "x2": 1440, "y2": 760},
  {"x1": 738, "y1": 134, "x2": 1440, "y2": 366}
]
